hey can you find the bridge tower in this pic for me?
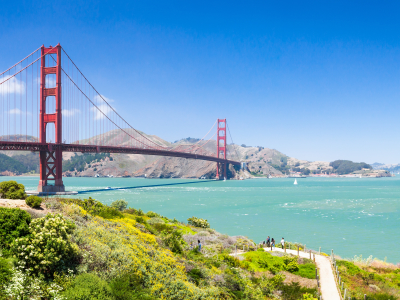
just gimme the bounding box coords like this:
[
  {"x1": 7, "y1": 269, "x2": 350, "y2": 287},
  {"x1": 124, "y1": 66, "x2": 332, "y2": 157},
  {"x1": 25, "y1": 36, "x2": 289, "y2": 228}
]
[
  {"x1": 38, "y1": 44, "x2": 65, "y2": 193},
  {"x1": 216, "y1": 119, "x2": 227, "y2": 180}
]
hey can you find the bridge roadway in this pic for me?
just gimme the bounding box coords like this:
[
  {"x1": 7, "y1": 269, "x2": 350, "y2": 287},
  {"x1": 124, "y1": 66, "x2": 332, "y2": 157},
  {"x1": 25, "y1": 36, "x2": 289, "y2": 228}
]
[{"x1": 0, "y1": 141, "x2": 241, "y2": 165}]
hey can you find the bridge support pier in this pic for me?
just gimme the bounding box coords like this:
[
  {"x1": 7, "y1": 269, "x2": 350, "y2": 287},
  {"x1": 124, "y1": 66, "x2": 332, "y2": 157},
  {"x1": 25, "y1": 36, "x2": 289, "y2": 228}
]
[
  {"x1": 216, "y1": 162, "x2": 228, "y2": 180},
  {"x1": 37, "y1": 44, "x2": 65, "y2": 194}
]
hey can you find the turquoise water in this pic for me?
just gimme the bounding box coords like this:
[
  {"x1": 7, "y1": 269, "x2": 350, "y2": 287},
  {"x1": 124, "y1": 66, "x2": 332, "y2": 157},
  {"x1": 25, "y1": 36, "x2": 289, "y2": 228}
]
[{"x1": 3, "y1": 176, "x2": 400, "y2": 263}]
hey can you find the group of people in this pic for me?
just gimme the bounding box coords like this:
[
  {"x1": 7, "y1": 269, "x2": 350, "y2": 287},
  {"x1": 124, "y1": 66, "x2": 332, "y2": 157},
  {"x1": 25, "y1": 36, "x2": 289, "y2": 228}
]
[{"x1": 263, "y1": 236, "x2": 285, "y2": 249}]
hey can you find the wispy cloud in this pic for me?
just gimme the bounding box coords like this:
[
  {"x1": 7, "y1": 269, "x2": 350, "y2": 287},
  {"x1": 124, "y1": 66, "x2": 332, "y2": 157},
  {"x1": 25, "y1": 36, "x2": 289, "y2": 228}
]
[
  {"x1": 91, "y1": 94, "x2": 114, "y2": 120},
  {"x1": 0, "y1": 76, "x2": 25, "y2": 95},
  {"x1": 45, "y1": 76, "x2": 56, "y2": 88},
  {"x1": 8, "y1": 108, "x2": 32, "y2": 116},
  {"x1": 63, "y1": 108, "x2": 80, "y2": 117}
]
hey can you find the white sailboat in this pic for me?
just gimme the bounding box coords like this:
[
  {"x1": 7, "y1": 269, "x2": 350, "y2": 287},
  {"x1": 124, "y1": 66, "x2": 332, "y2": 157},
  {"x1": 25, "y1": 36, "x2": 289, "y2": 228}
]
[{"x1": 294, "y1": 179, "x2": 298, "y2": 185}]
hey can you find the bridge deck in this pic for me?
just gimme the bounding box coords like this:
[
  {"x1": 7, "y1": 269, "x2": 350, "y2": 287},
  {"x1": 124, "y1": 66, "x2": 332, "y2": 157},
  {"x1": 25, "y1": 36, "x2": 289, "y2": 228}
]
[{"x1": 0, "y1": 141, "x2": 241, "y2": 165}]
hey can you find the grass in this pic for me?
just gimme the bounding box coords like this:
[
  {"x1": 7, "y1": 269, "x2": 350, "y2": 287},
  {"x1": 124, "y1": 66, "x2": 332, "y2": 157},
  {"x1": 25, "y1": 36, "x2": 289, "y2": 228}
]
[{"x1": 293, "y1": 263, "x2": 316, "y2": 279}]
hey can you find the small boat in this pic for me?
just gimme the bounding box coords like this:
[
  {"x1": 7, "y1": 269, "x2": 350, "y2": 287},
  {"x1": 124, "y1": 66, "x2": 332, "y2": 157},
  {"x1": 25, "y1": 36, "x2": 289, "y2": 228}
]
[
  {"x1": 294, "y1": 179, "x2": 298, "y2": 185},
  {"x1": 106, "y1": 187, "x2": 112, "y2": 190},
  {"x1": 359, "y1": 175, "x2": 362, "y2": 178},
  {"x1": 224, "y1": 177, "x2": 226, "y2": 181}
]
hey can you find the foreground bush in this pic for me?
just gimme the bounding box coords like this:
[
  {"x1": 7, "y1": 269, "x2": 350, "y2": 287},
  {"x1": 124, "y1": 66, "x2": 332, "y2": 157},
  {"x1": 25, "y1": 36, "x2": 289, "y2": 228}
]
[
  {"x1": 187, "y1": 216, "x2": 210, "y2": 228},
  {"x1": 25, "y1": 195, "x2": 43, "y2": 208},
  {"x1": 0, "y1": 208, "x2": 31, "y2": 256},
  {"x1": 11, "y1": 213, "x2": 78, "y2": 276},
  {"x1": 0, "y1": 180, "x2": 26, "y2": 199}
]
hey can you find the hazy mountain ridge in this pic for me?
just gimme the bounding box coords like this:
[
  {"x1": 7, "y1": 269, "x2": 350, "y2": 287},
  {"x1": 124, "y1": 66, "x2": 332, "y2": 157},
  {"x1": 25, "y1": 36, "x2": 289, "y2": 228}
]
[
  {"x1": 0, "y1": 133, "x2": 393, "y2": 178},
  {"x1": 371, "y1": 162, "x2": 400, "y2": 173}
]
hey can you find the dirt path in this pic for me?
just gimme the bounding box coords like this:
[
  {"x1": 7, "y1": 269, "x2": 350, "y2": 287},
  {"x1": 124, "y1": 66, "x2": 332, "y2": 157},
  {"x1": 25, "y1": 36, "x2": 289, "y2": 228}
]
[{"x1": 232, "y1": 247, "x2": 341, "y2": 300}]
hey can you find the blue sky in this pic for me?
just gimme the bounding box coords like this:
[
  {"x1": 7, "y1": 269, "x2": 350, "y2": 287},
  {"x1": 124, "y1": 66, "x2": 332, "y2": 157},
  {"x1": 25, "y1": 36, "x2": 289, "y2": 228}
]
[{"x1": 1, "y1": 1, "x2": 400, "y2": 164}]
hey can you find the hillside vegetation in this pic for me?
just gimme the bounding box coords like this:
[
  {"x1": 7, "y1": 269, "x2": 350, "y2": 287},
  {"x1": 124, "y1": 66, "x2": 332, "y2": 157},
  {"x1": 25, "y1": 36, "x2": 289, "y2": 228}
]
[
  {"x1": 0, "y1": 181, "x2": 321, "y2": 300},
  {"x1": 0, "y1": 154, "x2": 29, "y2": 174},
  {"x1": 336, "y1": 256, "x2": 400, "y2": 299},
  {"x1": 329, "y1": 160, "x2": 372, "y2": 175},
  {"x1": 62, "y1": 153, "x2": 111, "y2": 172}
]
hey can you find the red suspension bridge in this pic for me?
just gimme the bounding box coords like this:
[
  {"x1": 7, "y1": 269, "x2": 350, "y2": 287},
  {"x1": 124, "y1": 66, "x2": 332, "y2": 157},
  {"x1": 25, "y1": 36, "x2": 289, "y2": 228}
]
[{"x1": 0, "y1": 44, "x2": 241, "y2": 194}]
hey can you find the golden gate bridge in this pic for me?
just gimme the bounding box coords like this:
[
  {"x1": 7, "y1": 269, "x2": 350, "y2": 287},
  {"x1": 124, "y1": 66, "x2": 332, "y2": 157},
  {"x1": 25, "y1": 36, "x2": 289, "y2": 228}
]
[{"x1": 0, "y1": 44, "x2": 241, "y2": 194}]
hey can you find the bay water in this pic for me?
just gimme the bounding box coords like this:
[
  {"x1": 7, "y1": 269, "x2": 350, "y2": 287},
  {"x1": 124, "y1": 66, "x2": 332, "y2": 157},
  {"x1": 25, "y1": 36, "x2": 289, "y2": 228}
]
[{"x1": 4, "y1": 176, "x2": 400, "y2": 263}]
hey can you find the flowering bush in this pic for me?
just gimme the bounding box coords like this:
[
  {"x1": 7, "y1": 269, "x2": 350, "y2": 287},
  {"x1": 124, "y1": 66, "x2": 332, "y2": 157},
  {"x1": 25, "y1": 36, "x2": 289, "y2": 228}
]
[
  {"x1": 61, "y1": 197, "x2": 122, "y2": 219},
  {"x1": 25, "y1": 196, "x2": 43, "y2": 209},
  {"x1": 11, "y1": 214, "x2": 78, "y2": 276},
  {"x1": 187, "y1": 216, "x2": 210, "y2": 228},
  {"x1": 0, "y1": 181, "x2": 26, "y2": 199},
  {"x1": 4, "y1": 267, "x2": 65, "y2": 300}
]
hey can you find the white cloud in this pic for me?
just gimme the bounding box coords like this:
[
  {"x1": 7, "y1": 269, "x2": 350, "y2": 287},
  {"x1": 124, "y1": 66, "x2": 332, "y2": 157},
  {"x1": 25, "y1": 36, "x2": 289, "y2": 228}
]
[
  {"x1": 63, "y1": 108, "x2": 80, "y2": 117},
  {"x1": 0, "y1": 76, "x2": 25, "y2": 95},
  {"x1": 91, "y1": 94, "x2": 114, "y2": 120},
  {"x1": 9, "y1": 108, "x2": 22, "y2": 115},
  {"x1": 45, "y1": 77, "x2": 56, "y2": 88},
  {"x1": 8, "y1": 108, "x2": 32, "y2": 116}
]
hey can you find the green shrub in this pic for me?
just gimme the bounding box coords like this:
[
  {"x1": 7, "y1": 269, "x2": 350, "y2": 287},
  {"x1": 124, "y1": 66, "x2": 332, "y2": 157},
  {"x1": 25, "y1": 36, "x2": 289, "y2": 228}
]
[
  {"x1": 152, "y1": 222, "x2": 174, "y2": 233},
  {"x1": 162, "y1": 230, "x2": 186, "y2": 254},
  {"x1": 11, "y1": 213, "x2": 78, "y2": 276},
  {"x1": 147, "y1": 217, "x2": 164, "y2": 225},
  {"x1": 110, "y1": 199, "x2": 128, "y2": 211},
  {"x1": 0, "y1": 258, "x2": 13, "y2": 287},
  {"x1": 187, "y1": 216, "x2": 210, "y2": 228},
  {"x1": 146, "y1": 211, "x2": 160, "y2": 218},
  {"x1": 63, "y1": 273, "x2": 113, "y2": 300},
  {"x1": 25, "y1": 195, "x2": 42, "y2": 208},
  {"x1": 188, "y1": 268, "x2": 204, "y2": 285},
  {"x1": 0, "y1": 208, "x2": 31, "y2": 256},
  {"x1": 369, "y1": 293, "x2": 397, "y2": 300},
  {"x1": 109, "y1": 274, "x2": 153, "y2": 300},
  {"x1": 218, "y1": 253, "x2": 241, "y2": 268},
  {"x1": 283, "y1": 255, "x2": 299, "y2": 272},
  {"x1": 0, "y1": 181, "x2": 26, "y2": 199},
  {"x1": 277, "y1": 282, "x2": 318, "y2": 300}
]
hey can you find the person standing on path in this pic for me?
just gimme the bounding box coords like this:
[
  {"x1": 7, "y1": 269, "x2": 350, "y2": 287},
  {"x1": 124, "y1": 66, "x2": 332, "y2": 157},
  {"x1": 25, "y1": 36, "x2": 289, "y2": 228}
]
[
  {"x1": 266, "y1": 236, "x2": 270, "y2": 247},
  {"x1": 271, "y1": 238, "x2": 275, "y2": 249},
  {"x1": 281, "y1": 237, "x2": 285, "y2": 249},
  {"x1": 198, "y1": 240, "x2": 202, "y2": 252}
]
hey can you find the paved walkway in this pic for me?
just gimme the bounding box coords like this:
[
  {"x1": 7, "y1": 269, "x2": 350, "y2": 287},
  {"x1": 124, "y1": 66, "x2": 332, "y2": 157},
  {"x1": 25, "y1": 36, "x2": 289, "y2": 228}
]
[{"x1": 232, "y1": 247, "x2": 341, "y2": 300}]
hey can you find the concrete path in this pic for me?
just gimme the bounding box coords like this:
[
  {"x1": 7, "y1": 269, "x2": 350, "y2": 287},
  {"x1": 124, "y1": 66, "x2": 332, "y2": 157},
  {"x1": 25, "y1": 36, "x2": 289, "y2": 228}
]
[{"x1": 232, "y1": 247, "x2": 341, "y2": 300}]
